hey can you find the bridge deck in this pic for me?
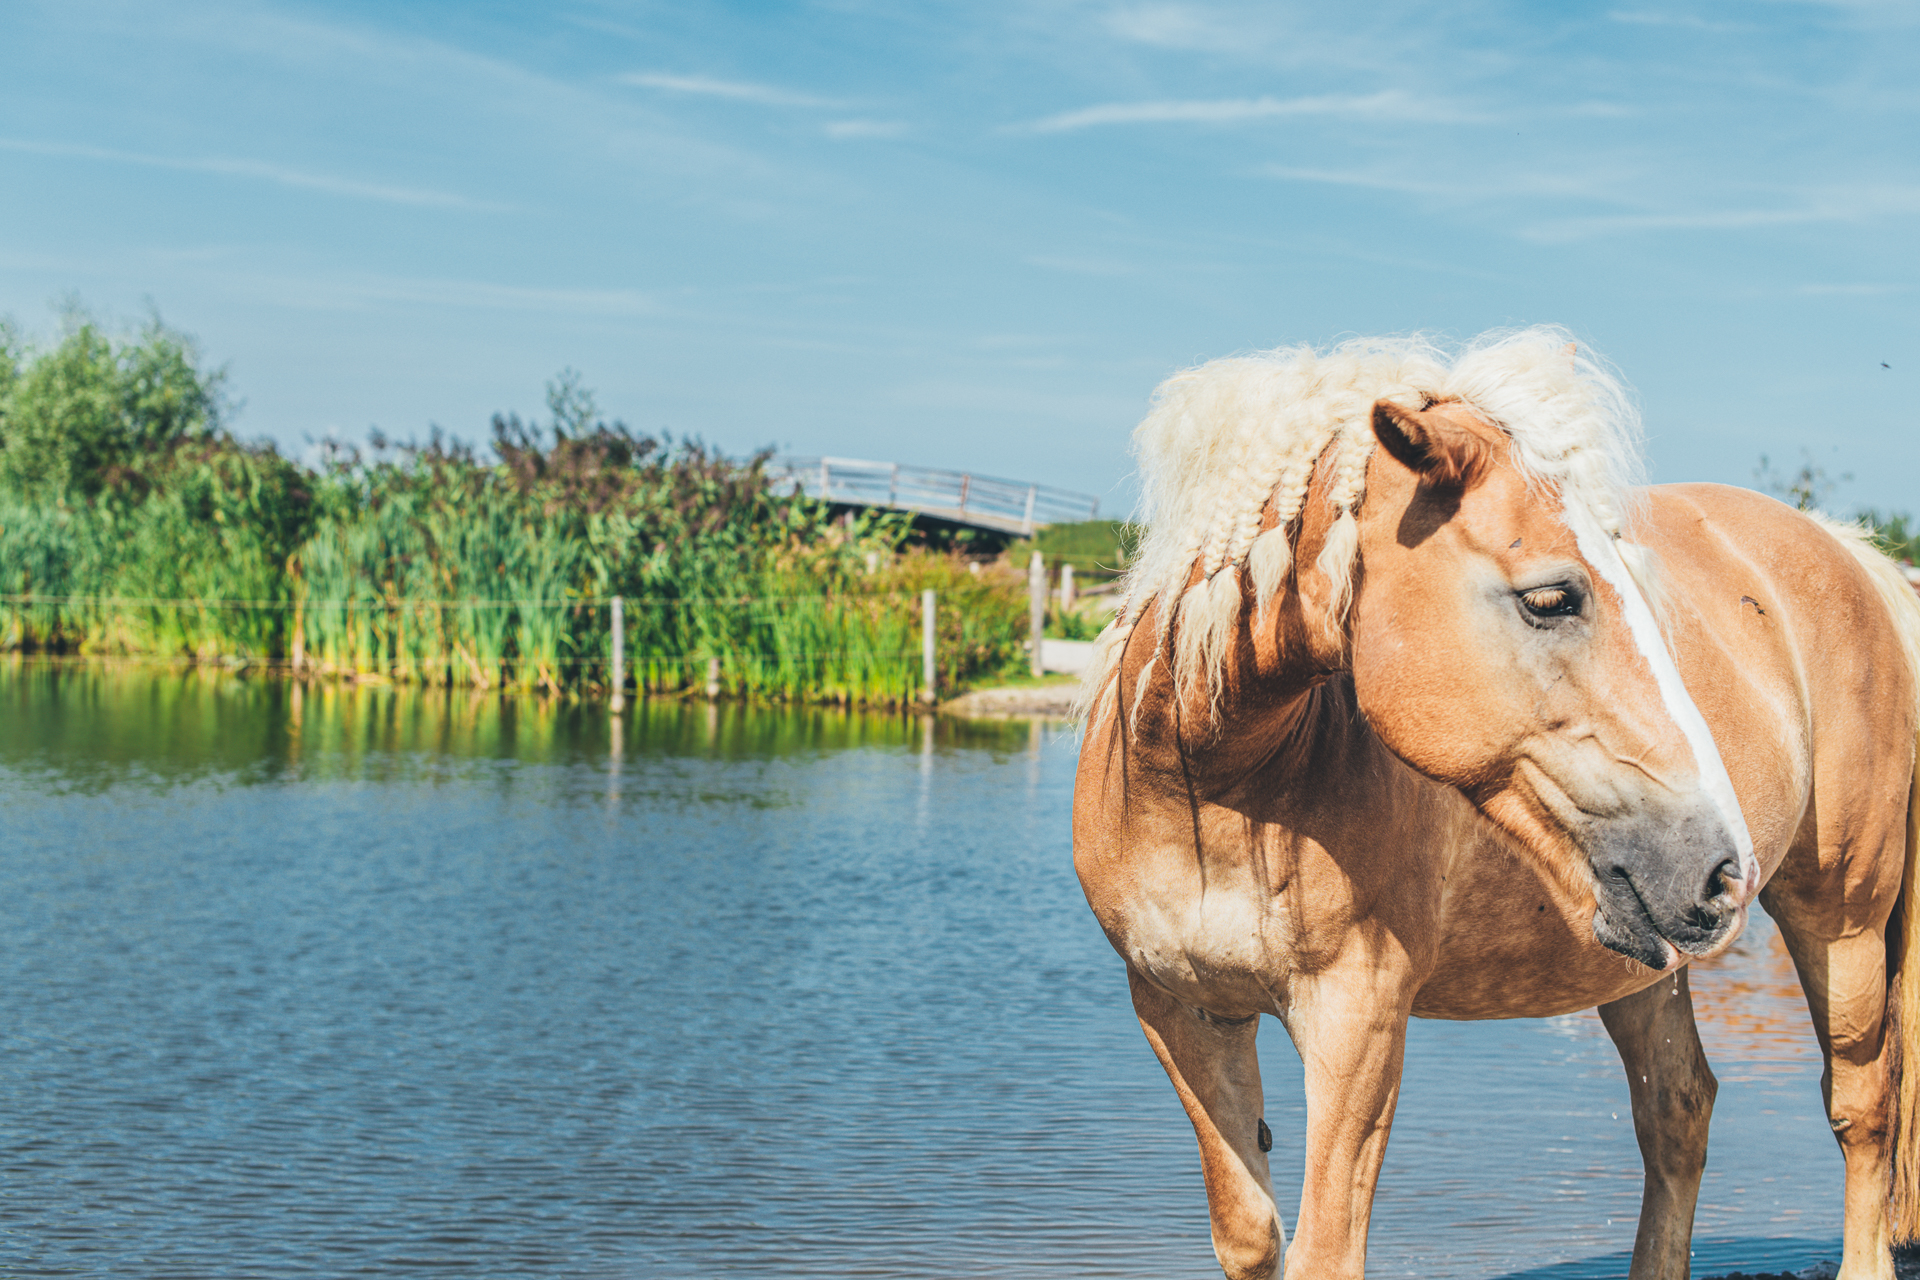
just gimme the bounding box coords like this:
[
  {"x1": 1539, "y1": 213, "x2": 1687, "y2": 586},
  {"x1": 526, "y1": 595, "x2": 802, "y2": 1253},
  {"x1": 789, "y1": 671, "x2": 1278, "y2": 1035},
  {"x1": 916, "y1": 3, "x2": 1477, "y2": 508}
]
[{"x1": 774, "y1": 457, "x2": 1099, "y2": 535}]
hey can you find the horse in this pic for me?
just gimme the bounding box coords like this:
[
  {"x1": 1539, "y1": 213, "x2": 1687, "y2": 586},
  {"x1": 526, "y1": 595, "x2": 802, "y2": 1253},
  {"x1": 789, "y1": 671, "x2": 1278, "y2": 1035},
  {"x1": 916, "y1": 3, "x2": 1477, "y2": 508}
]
[{"x1": 1070, "y1": 327, "x2": 1920, "y2": 1280}]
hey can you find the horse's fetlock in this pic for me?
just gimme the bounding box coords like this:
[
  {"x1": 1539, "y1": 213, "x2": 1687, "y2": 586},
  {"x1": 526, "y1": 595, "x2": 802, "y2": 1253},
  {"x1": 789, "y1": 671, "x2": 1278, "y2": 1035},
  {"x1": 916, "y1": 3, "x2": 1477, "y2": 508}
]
[{"x1": 1212, "y1": 1219, "x2": 1281, "y2": 1280}]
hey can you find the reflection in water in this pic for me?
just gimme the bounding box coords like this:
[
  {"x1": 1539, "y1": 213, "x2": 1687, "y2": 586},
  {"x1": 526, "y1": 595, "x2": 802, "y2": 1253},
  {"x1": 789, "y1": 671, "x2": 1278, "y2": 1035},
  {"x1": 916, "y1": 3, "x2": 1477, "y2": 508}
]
[
  {"x1": 0, "y1": 658, "x2": 1038, "y2": 783},
  {"x1": 1690, "y1": 912, "x2": 1823, "y2": 1078},
  {"x1": 0, "y1": 660, "x2": 1851, "y2": 1279}
]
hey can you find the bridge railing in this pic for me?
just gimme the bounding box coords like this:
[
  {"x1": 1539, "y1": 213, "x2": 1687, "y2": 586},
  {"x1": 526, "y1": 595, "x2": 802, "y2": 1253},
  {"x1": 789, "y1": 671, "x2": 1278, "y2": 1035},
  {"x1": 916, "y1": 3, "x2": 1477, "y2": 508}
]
[{"x1": 774, "y1": 457, "x2": 1100, "y2": 535}]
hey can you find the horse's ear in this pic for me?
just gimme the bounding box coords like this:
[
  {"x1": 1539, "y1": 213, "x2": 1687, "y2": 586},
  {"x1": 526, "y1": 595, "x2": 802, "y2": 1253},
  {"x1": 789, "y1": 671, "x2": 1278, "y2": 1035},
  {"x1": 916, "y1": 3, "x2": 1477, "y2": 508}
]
[{"x1": 1371, "y1": 400, "x2": 1491, "y2": 488}]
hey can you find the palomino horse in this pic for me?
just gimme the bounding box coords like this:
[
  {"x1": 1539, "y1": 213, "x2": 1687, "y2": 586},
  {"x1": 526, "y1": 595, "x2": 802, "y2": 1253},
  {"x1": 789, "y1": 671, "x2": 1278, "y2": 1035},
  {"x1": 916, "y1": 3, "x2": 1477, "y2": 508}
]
[{"x1": 1072, "y1": 328, "x2": 1920, "y2": 1280}]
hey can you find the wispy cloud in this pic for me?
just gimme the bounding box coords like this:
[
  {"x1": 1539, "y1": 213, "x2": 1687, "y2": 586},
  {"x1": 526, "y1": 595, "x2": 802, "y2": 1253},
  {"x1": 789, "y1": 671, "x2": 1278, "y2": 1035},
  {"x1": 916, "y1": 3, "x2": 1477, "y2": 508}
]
[
  {"x1": 1526, "y1": 187, "x2": 1920, "y2": 240},
  {"x1": 1024, "y1": 254, "x2": 1134, "y2": 276},
  {"x1": 824, "y1": 120, "x2": 909, "y2": 140},
  {"x1": 0, "y1": 138, "x2": 499, "y2": 210},
  {"x1": 1799, "y1": 282, "x2": 1909, "y2": 295},
  {"x1": 1260, "y1": 166, "x2": 1464, "y2": 195},
  {"x1": 619, "y1": 72, "x2": 842, "y2": 109},
  {"x1": 1103, "y1": 4, "x2": 1241, "y2": 51},
  {"x1": 1263, "y1": 162, "x2": 1920, "y2": 245},
  {"x1": 1607, "y1": 11, "x2": 1756, "y2": 33},
  {"x1": 241, "y1": 270, "x2": 666, "y2": 316},
  {"x1": 1016, "y1": 90, "x2": 1486, "y2": 133},
  {"x1": 1262, "y1": 165, "x2": 1610, "y2": 202}
]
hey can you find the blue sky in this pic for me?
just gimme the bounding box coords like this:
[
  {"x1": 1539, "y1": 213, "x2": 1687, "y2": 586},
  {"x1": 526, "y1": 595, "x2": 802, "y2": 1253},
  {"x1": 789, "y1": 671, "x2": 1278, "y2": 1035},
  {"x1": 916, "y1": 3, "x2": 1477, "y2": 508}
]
[{"x1": 1, "y1": 0, "x2": 1915, "y2": 516}]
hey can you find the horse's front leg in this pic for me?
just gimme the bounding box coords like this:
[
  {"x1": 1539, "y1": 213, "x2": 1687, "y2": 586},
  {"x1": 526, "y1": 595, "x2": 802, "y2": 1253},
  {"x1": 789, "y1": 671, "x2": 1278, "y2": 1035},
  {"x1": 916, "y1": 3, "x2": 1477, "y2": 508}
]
[
  {"x1": 1284, "y1": 959, "x2": 1416, "y2": 1280},
  {"x1": 1599, "y1": 968, "x2": 1718, "y2": 1280},
  {"x1": 1129, "y1": 966, "x2": 1283, "y2": 1280}
]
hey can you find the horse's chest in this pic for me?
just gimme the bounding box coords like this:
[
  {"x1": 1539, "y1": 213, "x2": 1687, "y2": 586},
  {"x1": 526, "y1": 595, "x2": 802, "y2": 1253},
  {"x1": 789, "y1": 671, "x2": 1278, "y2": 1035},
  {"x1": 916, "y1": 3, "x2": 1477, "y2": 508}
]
[{"x1": 1094, "y1": 853, "x2": 1292, "y2": 1016}]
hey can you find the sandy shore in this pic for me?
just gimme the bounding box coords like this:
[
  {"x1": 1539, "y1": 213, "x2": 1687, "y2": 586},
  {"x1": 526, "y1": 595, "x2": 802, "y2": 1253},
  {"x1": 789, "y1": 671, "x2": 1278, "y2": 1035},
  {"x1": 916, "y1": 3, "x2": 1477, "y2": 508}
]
[{"x1": 939, "y1": 681, "x2": 1079, "y2": 718}]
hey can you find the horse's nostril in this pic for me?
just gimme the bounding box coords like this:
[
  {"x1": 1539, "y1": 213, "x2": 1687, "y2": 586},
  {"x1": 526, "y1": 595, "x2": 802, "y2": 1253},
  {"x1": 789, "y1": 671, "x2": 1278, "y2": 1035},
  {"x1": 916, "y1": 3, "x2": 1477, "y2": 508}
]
[
  {"x1": 1706, "y1": 857, "x2": 1740, "y2": 901},
  {"x1": 1681, "y1": 902, "x2": 1723, "y2": 931}
]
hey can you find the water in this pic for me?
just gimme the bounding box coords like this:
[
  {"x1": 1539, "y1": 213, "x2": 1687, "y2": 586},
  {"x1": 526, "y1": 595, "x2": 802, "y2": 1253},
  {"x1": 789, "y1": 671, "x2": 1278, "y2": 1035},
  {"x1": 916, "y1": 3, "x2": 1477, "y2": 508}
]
[{"x1": 0, "y1": 661, "x2": 1849, "y2": 1278}]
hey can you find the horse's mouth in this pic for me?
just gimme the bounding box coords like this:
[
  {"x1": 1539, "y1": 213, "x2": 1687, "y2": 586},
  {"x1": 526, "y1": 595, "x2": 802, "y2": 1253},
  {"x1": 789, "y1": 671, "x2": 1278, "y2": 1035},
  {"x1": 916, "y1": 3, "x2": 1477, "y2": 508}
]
[
  {"x1": 1591, "y1": 900, "x2": 1675, "y2": 971},
  {"x1": 1590, "y1": 868, "x2": 1742, "y2": 971}
]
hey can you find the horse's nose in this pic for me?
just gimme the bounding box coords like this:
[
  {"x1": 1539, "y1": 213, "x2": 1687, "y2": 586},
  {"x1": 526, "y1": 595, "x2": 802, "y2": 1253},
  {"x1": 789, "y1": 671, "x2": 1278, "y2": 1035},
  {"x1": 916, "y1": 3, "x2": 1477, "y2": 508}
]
[{"x1": 1585, "y1": 801, "x2": 1745, "y2": 968}]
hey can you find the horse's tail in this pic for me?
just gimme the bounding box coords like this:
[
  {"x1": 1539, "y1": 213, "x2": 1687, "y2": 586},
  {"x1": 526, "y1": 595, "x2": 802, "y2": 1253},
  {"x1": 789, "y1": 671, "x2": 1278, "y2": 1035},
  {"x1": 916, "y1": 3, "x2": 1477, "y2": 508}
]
[
  {"x1": 1895, "y1": 728, "x2": 1920, "y2": 1242},
  {"x1": 1810, "y1": 515, "x2": 1920, "y2": 1241}
]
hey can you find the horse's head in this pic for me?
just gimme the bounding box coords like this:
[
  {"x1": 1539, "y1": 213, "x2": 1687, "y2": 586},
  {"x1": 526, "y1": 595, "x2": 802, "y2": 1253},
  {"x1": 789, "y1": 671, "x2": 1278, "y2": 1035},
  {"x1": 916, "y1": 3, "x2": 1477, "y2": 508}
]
[{"x1": 1347, "y1": 395, "x2": 1757, "y2": 970}]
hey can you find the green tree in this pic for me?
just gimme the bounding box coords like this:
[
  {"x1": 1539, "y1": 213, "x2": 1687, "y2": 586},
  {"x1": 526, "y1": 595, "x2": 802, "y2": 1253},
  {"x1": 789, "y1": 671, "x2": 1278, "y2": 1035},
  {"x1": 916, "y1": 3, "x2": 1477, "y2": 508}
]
[
  {"x1": 1859, "y1": 509, "x2": 1920, "y2": 564},
  {"x1": 0, "y1": 310, "x2": 225, "y2": 497},
  {"x1": 1754, "y1": 449, "x2": 1851, "y2": 513}
]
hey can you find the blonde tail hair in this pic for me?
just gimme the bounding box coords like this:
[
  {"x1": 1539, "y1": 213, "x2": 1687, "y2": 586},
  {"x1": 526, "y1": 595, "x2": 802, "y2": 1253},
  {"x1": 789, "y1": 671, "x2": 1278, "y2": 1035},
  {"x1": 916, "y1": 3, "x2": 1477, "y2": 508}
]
[{"x1": 1897, "y1": 741, "x2": 1920, "y2": 1243}]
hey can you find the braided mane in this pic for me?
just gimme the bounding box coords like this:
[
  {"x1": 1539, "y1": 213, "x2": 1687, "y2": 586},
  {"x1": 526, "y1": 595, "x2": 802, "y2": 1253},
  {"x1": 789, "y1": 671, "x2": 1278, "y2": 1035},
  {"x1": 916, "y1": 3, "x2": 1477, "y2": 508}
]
[{"x1": 1078, "y1": 325, "x2": 1650, "y2": 729}]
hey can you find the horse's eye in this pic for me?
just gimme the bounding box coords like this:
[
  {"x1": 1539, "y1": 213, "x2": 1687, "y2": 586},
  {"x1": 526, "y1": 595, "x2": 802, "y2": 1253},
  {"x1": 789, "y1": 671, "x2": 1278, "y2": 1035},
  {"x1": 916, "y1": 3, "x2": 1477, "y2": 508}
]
[{"x1": 1519, "y1": 586, "x2": 1581, "y2": 620}]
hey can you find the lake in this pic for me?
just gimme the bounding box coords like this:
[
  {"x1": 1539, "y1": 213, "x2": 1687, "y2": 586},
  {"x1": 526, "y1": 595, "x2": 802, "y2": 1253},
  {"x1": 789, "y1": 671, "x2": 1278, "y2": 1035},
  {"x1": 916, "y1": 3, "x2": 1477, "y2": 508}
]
[{"x1": 0, "y1": 661, "x2": 1848, "y2": 1278}]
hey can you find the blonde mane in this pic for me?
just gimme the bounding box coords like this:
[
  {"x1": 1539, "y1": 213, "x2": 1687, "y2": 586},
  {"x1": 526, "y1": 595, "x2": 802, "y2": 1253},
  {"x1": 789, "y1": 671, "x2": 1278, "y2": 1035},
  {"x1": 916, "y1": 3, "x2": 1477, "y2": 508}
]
[{"x1": 1080, "y1": 325, "x2": 1651, "y2": 728}]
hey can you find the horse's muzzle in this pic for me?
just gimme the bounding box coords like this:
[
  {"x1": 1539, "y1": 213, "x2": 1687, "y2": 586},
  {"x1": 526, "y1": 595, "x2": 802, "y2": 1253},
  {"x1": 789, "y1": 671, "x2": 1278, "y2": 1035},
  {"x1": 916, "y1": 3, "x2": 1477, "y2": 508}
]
[{"x1": 1585, "y1": 804, "x2": 1745, "y2": 970}]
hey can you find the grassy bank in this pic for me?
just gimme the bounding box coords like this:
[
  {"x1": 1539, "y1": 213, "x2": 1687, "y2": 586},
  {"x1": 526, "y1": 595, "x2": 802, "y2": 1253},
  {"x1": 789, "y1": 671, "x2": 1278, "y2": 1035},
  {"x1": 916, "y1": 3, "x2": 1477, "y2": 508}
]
[{"x1": 0, "y1": 314, "x2": 1031, "y2": 703}]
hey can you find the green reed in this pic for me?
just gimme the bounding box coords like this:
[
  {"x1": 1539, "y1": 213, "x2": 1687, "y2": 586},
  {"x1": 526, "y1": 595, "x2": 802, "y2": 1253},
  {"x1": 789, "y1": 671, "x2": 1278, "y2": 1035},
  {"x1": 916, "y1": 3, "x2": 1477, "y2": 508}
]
[{"x1": 0, "y1": 423, "x2": 1028, "y2": 703}]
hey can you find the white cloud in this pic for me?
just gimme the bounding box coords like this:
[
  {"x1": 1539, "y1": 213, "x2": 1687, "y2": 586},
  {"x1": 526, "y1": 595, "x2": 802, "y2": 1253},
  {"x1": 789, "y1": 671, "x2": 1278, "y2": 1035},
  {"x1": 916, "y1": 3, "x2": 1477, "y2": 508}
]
[
  {"x1": 0, "y1": 138, "x2": 500, "y2": 210},
  {"x1": 1607, "y1": 11, "x2": 1756, "y2": 32},
  {"x1": 1103, "y1": 4, "x2": 1240, "y2": 51},
  {"x1": 1024, "y1": 255, "x2": 1134, "y2": 276},
  {"x1": 1580, "y1": 209, "x2": 1840, "y2": 232},
  {"x1": 619, "y1": 72, "x2": 842, "y2": 109},
  {"x1": 1565, "y1": 101, "x2": 1639, "y2": 118},
  {"x1": 235, "y1": 271, "x2": 666, "y2": 316},
  {"x1": 1261, "y1": 165, "x2": 1612, "y2": 203},
  {"x1": 1017, "y1": 90, "x2": 1486, "y2": 133},
  {"x1": 824, "y1": 120, "x2": 909, "y2": 140},
  {"x1": 1260, "y1": 166, "x2": 1461, "y2": 195},
  {"x1": 1526, "y1": 187, "x2": 1920, "y2": 240},
  {"x1": 1798, "y1": 283, "x2": 1909, "y2": 295}
]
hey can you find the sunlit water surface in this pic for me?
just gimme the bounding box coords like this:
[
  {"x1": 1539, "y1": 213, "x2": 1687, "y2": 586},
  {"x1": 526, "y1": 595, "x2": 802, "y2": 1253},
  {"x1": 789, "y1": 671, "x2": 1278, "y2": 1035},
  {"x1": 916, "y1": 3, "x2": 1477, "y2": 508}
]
[{"x1": 0, "y1": 662, "x2": 1850, "y2": 1277}]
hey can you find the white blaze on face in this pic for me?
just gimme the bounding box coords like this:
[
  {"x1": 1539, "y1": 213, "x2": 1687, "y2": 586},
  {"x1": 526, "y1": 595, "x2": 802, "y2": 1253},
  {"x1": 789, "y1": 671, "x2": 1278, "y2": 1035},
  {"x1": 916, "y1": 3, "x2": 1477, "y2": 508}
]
[{"x1": 1564, "y1": 509, "x2": 1761, "y2": 903}]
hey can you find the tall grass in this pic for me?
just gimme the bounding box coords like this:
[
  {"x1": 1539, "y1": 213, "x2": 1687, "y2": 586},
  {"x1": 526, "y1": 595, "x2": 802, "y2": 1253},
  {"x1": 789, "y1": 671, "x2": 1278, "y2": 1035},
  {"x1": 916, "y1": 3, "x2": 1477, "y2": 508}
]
[{"x1": 0, "y1": 399, "x2": 1027, "y2": 702}]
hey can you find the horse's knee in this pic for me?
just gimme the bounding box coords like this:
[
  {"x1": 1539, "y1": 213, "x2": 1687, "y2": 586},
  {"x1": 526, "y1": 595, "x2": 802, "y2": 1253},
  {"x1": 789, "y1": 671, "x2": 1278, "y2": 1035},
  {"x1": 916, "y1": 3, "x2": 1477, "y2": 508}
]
[
  {"x1": 1629, "y1": 1056, "x2": 1716, "y2": 1182},
  {"x1": 1827, "y1": 1073, "x2": 1893, "y2": 1153},
  {"x1": 1824, "y1": 1017, "x2": 1895, "y2": 1147},
  {"x1": 1656, "y1": 1068, "x2": 1718, "y2": 1126}
]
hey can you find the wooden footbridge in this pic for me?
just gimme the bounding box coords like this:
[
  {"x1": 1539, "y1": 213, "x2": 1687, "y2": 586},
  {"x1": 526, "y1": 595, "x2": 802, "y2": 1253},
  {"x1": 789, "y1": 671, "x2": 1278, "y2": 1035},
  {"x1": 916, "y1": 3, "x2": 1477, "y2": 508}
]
[{"x1": 774, "y1": 457, "x2": 1101, "y2": 535}]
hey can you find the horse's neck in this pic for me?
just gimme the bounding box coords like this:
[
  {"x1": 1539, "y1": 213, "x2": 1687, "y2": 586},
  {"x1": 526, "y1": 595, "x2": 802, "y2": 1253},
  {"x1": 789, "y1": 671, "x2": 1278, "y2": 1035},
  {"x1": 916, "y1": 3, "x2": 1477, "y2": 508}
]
[{"x1": 1121, "y1": 604, "x2": 1365, "y2": 805}]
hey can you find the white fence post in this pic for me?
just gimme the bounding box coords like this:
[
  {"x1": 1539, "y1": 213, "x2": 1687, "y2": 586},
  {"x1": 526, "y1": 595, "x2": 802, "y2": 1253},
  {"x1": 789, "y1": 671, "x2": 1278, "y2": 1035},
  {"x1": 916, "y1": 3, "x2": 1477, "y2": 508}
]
[
  {"x1": 1029, "y1": 551, "x2": 1046, "y2": 678},
  {"x1": 610, "y1": 595, "x2": 626, "y2": 713},
  {"x1": 921, "y1": 588, "x2": 937, "y2": 704}
]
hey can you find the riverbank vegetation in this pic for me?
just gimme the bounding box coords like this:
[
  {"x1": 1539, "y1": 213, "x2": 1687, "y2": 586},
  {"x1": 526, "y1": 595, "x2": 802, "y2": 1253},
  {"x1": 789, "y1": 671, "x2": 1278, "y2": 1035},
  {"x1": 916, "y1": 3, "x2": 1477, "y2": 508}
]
[{"x1": 0, "y1": 311, "x2": 1030, "y2": 702}]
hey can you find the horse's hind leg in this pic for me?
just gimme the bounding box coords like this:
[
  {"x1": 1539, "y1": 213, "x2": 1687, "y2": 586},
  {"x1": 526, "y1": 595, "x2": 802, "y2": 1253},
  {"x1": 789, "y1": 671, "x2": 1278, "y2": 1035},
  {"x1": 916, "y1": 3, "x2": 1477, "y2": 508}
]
[
  {"x1": 1129, "y1": 967, "x2": 1282, "y2": 1280},
  {"x1": 1599, "y1": 968, "x2": 1718, "y2": 1280}
]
